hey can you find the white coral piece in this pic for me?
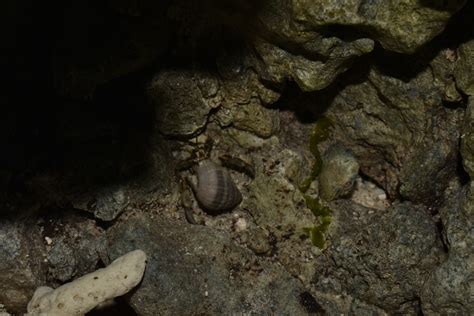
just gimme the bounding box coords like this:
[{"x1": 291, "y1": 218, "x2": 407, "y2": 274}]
[{"x1": 27, "y1": 249, "x2": 147, "y2": 316}]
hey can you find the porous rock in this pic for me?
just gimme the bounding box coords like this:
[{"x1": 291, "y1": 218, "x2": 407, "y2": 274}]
[
  {"x1": 420, "y1": 183, "x2": 474, "y2": 315},
  {"x1": 148, "y1": 70, "x2": 212, "y2": 138},
  {"x1": 287, "y1": 0, "x2": 465, "y2": 54},
  {"x1": 313, "y1": 200, "x2": 445, "y2": 314},
  {"x1": 253, "y1": 37, "x2": 374, "y2": 92},
  {"x1": 455, "y1": 39, "x2": 474, "y2": 96},
  {"x1": 43, "y1": 213, "x2": 106, "y2": 283},
  {"x1": 106, "y1": 212, "x2": 311, "y2": 315},
  {"x1": 326, "y1": 66, "x2": 462, "y2": 203},
  {"x1": 461, "y1": 97, "x2": 474, "y2": 179},
  {"x1": 244, "y1": 148, "x2": 318, "y2": 280},
  {"x1": 0, "y1": 219, "x2": 47, "y2": 314}
]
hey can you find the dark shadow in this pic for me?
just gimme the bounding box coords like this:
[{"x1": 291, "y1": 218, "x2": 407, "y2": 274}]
[
  {"x1": 274, "y1": 53, "x2": 372, "y2": 123},
  {"x1": 86, "y1": 296, "x2": 138, "y2": 316},
  {"x1": 0, "y1": 0, "x2": 170, "y2": 218},
  {"x1": 419, "y1": 0, "x2": 467, "y2": 11}
]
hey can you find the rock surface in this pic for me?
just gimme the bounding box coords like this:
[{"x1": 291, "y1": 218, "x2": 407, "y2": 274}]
[
  {"x1": 326, "y1": 65, "x2": 462, "y2": 203},
  {"x1": 42, "y1": 212, "x2": 106, "y2": 283},
  {"x1": 455, "y1": 39, "x2": 474, "y2": 96},
  {"x1": 421, "y1": 183, "x2": 474, "y2": 315},
  {"x1": 313, "y1": 200, "x2": 445, "y2": 314},
  {"x1": 1, "y1": 0, "x2": 473, "y2": 314},
  {"x1": 0, "y1": 219, "x2": 46, "y2": 314},
  {"x1": 462, "y1": 98, "x2": 474, "y2": 178},
  {"x1": 107, "y1": 212, "x2": 312, "y2": 315}
]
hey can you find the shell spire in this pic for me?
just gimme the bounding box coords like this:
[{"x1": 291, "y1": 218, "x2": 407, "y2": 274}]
[{"x1": 192, "y1": 160, "x2": 242, "y2": 213}]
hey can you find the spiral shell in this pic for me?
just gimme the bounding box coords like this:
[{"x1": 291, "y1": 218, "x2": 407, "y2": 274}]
[{"x1": 192, "y1": 160, "x2": 242, "y2": 212}]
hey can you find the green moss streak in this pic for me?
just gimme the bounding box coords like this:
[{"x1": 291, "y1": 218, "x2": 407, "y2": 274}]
[
  {"x1": 304, "y1": 195, "x2": 331, "y2": 217},
  {"x1": 300, "y1": 117, "x2": 332, "y2": 193},
  {"x1": 309, "y1": 117, "x2": 332, "y2": 155},
  {"x1": 300, "y1": 117, "x2": 333, "y2": 249}
]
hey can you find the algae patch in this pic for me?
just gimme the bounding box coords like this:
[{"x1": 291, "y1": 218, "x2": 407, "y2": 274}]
[
  {"x1": 300, "y1": 117, "x2": 333, "y2": 249},
  {"x1": 299, "y1": 117, "x2": 332, "y2": 193}
]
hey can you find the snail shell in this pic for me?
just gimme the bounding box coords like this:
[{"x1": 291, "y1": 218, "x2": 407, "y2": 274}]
[{"x1": 191, "y1": 160, "x2": 242, "y2": 212}]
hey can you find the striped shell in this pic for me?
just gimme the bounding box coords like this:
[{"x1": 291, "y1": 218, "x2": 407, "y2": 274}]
[{"x1": 193, "y1": 160, "x2": 242, "y2": 212}]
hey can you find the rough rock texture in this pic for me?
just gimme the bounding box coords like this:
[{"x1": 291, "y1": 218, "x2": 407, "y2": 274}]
[
  {"x1": 1, "y1": 0, "x2": 473, "y2": 314},
  {"x1": 107, "y1": 212, "x2": 311, "y2": 315},
  {"x1": 249, "y1": 0, "x2": 464, "y2": 93},
  {"x1": 461, "y1": 98, "x2": 474, "y2": 178},
  {"x1": 285, "y1": 0, "x2": 465, "y2": 54},
  {"x1": 42, "y1": 212, "x2": 106, "y2": 283},
  {"x1": 0, "y1": 219, "x2": 46, "y2": 314},
  {"x1": 148, "y1": 70, "x2": 214, "y2": 138},
  {"x1": 244, "y1": 148, "x2": 319, "y2": 281},
  {"x1": 421, "y1": 183, "x2": 474, "y2": 315},
  {"x1": 253, "y1": 37, "x2": 374, "y2": 92},
  {"x1": 455, "y1": 39, "x2": 474, "y2": 96},
  {"x1": 313, "y1": 200, "x2": 445, "y2": 314},
  {"x1": 325, "y1": 65, "x2": 462, "y2": 203}
]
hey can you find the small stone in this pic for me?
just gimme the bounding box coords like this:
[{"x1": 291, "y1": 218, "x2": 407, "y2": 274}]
[
  {"x1": 44, "y1": 237, "x2": 52, "y2": 245},
  {"x1": 319, "y1": 145, "x2": 359, "y2": 201}
]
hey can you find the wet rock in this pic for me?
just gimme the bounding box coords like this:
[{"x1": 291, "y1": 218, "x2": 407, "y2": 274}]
[
  {"x1": 421, "y1": 183, "x2": 474, "y2": 315},
  {"x1": 319, "y1": 144, "x2": 359, "y2": 201},
  {"x1": 42, "y1": 212, "x2": 106, "y2": 283},
  {"x1": 455, "y1": 39, "x2": 474, "y2": 96},
  {"x1": 326, "y1": 66, "x2": 462, "y2": 203},
  {"x1": 0, "y1": 219, "x2": 47, "y2": 314},
  {"x1": 107, "y1": 212, "x2": 310, "y2": 315},
  {"x1": 314, "y1": 200, "x2": 445, "y2": 314}
]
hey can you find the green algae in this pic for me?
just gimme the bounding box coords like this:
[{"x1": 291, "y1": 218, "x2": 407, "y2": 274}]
[
  {"x1": 300, "y1": 117, "x2": 333, "y2": 249},
  {"x1": 303, "y1": 215, "x2": 331, "y2": 249},
  {"x1": 304, "y1": 195, "x2": 331, "y2": 217},
  {"x1": 309, "y1": 117, "x2": 332, "y2": 156},
  {"x1": 300, "y1": 117, "x2": 332, "y2": 193}
]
